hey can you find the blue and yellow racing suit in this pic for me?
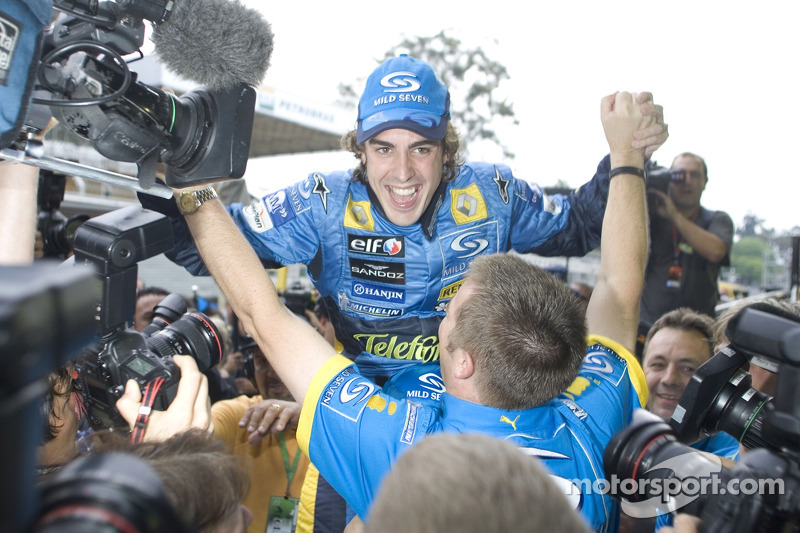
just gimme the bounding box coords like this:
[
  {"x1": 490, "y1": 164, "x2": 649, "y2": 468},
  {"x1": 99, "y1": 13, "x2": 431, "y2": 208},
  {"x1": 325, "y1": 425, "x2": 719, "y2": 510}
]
[
  {"x1": 146, "y1": 157, "x2": 612, "y2": 382},
  {"x1": 297, "y1": 335, "x2": 648, "y2": 532}
]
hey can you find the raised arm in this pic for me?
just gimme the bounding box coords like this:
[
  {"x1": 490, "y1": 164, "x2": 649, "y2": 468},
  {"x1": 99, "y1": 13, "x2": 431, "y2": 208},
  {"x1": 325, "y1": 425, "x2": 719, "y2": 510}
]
[
  {"x1": 0, "y1": 162, "x2": 39, "y2": 265},
  {"x1": 526, "y1": 92, "x2": 668, "y2": 258},
  {"x1": 182, "y1": 194, "x2": 336, "y2": 405},
  {"x1": 586, "y1": 92, "x2": 653, "y2": 353}
]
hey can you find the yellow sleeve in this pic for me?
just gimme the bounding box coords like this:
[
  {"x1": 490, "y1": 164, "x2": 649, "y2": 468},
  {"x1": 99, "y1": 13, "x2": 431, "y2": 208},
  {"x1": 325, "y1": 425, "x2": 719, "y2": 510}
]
[
  {"x1": 587, "y1": 334, "x2": 648, "y2": 408},
  {"x1": 297, "y1": 355, "x2": 356, "y2": 453}
]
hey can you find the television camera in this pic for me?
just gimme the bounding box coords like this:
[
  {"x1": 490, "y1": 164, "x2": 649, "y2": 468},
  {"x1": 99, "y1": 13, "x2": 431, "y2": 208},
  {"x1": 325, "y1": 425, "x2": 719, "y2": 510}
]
[
  {"x1": 604, "y1": 305, "x2": 800, "y2": 532},
  {"x1": 7, "y1": 0, "x2": 256, "y2": 191}
]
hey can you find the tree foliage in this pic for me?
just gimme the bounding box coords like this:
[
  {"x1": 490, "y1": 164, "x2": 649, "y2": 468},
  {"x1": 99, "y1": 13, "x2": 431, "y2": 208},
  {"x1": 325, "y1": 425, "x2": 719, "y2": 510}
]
[
  {"x1": 730, "y1": 236, "x2": 769, "y2": 286},
  {"x1": 729, "y1": 214, "x2": 799, "y2": 289},
  {"x1": 736, "y1": 212, "x2": 775, "y2": 239},
  {"x1": 338, "y1": 30, "x2": 518, "y2": 159}
]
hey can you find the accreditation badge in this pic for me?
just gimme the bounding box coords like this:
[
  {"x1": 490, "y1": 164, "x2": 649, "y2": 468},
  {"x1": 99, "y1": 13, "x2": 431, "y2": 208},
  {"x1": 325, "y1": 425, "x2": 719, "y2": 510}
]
[
  {"x1": 666, "y1": 264, "x2": 683, "y2": 290},
  {"x1": 266, "y1": 495, "x2": 299, "y2": 533}
]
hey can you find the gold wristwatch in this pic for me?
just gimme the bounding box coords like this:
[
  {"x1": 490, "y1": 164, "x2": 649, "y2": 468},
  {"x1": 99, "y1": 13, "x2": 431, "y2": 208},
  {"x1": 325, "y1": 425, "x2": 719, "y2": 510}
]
[{"x1": 177, "y1": 187, "x2": 218, "y2": 215}]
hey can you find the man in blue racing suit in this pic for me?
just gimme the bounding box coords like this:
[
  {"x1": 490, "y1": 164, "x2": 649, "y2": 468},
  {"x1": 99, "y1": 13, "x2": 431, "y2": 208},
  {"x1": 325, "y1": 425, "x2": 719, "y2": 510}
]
[
  {"x1": 141, "y1": 54, "x2": 667, "y2": 387},
  {"x1": 167, "y1": 90, "x2": 656, "y2": 532}
]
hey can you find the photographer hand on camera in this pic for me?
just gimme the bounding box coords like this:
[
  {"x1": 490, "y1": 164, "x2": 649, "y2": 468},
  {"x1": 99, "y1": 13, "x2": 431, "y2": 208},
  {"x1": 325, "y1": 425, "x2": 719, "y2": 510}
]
[
  {"x1": 64, "y1": 206, "x2": 224, "y2": 442},
  {"x1": 639, "y1": 153, "x2": 734, "y2": 329},
  {"x1": 114, "y1": 354, "x2": 213, "y2": 441}
]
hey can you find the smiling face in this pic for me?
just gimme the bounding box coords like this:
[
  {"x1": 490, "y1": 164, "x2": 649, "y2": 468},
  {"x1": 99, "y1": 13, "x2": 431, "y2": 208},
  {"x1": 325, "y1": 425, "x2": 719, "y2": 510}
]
[
  {"x1": 362, "y1": 128, "x2": 446, "y2": 227},
  {"x1": 643, "y1": 327, "x2": 711, "y2": 421}
]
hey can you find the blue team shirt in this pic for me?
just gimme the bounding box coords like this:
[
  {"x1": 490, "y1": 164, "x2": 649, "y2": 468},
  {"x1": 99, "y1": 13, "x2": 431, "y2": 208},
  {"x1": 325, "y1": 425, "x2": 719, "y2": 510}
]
[{"x1": 297, "y1": 335, "x2": 648, "y2": 532}]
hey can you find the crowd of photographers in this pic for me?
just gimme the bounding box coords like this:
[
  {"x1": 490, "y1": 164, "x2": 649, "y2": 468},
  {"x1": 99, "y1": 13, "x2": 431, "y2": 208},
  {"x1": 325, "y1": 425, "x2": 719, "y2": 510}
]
[{"x1": 1, "y1": 12, "x2": 798, "y2": 530}]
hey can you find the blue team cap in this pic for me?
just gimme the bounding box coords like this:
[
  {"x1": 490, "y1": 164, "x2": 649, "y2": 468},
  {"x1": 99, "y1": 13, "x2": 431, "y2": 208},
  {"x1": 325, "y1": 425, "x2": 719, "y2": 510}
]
[{"x1": 356, "y1": 54, "x2": 451, "y2": 144}]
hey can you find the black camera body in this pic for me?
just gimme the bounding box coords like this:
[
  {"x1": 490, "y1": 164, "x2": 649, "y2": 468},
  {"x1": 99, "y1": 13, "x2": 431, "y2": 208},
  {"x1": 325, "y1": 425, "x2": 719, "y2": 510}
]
[
  {"x1": 604, "y1": 305, "x2": 800, "y2": 531},
  {"x1": 646, "y1": 166, "x2": 686, "y2": 193},
  {"x1": 0, "y1": 262, "x2": 98, "y2": 532},
  {"x1": 282, "y1": 285, "x2": 314, "y2": 317},
  {"x1": 71, "y1": 206, "x2": 222, "y2": 430},
  {"x1": 77, "y1": 295, "x2": 222, "y2": 430},
  {"x1": 36, "y1": 169, "x2": 90, "y2": 258}
]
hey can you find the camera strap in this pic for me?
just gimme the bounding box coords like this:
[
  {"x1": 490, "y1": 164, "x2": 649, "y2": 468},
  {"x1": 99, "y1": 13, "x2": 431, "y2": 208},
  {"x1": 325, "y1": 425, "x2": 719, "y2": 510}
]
[{"x1": 131, "y1": 377, "x2": 166, "y2": 443}]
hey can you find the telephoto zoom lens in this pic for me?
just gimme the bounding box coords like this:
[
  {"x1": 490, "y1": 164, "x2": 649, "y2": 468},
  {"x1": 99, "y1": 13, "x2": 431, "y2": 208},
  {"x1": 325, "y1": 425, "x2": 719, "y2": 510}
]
[{"x1": 145, "y1": 311, "x2": 223, "y2": 371}]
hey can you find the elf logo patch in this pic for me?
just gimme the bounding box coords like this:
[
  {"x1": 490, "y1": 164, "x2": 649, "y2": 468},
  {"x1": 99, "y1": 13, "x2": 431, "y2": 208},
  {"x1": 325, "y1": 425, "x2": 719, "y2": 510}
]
[{"x1": 348, "y1": 235, "x2": 405, "y2": 257}]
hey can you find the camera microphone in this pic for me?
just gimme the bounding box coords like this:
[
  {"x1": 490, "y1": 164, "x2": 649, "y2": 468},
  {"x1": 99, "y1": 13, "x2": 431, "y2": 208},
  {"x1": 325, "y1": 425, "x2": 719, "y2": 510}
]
[{"x1": 151, "y1": 0, "x2": 274, "y2": 91}]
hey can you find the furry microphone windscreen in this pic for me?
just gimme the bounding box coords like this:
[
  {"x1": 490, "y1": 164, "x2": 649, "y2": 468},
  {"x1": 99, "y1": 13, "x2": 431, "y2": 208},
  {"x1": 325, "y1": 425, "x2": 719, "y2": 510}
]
[{"x1": 151, "y1": 0, "x2": 273, "y2": 91}]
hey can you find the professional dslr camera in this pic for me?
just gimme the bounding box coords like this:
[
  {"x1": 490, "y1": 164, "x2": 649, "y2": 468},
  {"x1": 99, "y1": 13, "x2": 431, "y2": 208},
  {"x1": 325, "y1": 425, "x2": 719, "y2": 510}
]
[
  {"x1": 71, "y1": 205, "x2": 223, "y2": 430},
  {"x1": 14, "y1": 0, "x2": 255, "y2": 188},
  {"x1": 604, "y1": 305, "x2": 800, "y2": 532},
  {"x1": 646, "y1": 160, "x2": 686, "y2": 193}
]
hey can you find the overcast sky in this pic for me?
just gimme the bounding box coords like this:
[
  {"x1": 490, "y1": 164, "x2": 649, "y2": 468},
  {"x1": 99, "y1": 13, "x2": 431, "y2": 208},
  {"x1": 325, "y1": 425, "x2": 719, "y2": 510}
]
[{"x1": 238, "y1": 0, "x2": 799, "y2": 234}]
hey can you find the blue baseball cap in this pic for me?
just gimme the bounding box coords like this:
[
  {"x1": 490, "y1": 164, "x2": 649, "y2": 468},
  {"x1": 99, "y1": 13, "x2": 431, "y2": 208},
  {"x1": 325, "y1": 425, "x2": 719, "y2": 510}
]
[{"x1": 356, "y1": 54, "x2": 451, "y2": 144}]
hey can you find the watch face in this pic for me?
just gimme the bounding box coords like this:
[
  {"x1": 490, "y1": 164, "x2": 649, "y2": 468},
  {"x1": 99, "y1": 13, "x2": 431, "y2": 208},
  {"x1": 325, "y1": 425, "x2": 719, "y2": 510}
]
[{"x1": 179, "y1": 192, "x2": 198, "y2": 213}]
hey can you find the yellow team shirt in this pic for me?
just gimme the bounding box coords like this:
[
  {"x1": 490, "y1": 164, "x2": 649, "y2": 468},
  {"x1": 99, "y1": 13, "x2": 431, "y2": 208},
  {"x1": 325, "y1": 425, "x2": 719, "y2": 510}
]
[{"x1": 213, "y1": 395, "x2": 310, "y2": 533}]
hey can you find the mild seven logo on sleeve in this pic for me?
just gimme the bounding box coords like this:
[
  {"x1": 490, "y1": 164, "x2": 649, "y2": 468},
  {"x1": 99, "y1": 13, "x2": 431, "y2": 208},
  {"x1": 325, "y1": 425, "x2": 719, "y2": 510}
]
[{"x1": 264, "y1": 190, "x2": 296, "y2": 228}]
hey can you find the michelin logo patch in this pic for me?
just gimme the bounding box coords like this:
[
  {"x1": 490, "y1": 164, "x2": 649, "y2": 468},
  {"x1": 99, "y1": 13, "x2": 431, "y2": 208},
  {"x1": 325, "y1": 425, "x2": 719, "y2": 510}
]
[
  {"x1": 243, "y1": 200, "x2": 274, "y2": 233},
  {"x1": 339, "y1": 292, "x2": 403, "y2": 317}
]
